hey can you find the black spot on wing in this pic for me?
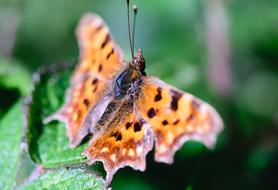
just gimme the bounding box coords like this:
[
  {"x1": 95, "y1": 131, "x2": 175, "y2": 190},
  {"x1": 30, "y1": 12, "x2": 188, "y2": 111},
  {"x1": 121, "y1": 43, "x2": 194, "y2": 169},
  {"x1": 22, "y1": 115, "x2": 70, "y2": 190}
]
[
  {"x1": 125, "y1": 122, "x2": 132, "y2": 130},
  {"x1": 101, "y1": 34, "x2": 111, "y2": 49},
  {"x1": 110, "y1": 131, "x2": 122, "y2": 141},
  {"x1": 162, "y1": 120, "x2": 169, "y2": 126},
  {"x1": 98, "y1": 64, "x2": 103, "y2": 72},
  {"x1": 106, "y1": 48, "x2": 114, "y2": 59},
  {"x1": 170, "y1": 90, "x2": 183, "y2": 111},
  {"x1": 154, "y1": 87, "x2": 162, "y2": 102},
  {"x1": 92, "y1": 78, "x2": 99, "y2": 93},
  {"x1": 173, "y1": 119, "x2": 180, "y2": 125},
  {"x1": 134, "y1": 122, "x2": 142, "y2": 132},
  {"x1": 92, "y1": 84, "x2": 98, "y2": 93},
  {"x1": 92, "y1": 78, "x2": 98, "y2": 85},
  {"x1": 147, "y1": 108, "x2": 156, "y2": 118},
  {"x1": 83, "y1": 99, "x2": 90, "y2": 108}
]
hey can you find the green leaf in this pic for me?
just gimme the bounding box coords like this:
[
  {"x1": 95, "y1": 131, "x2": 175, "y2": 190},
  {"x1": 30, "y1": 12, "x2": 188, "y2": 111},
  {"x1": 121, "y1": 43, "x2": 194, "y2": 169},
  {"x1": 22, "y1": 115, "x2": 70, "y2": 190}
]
[
  {"x1": 0, "y1": 87, "x2": 20, "y2": 119},
  {"x1": 0, "y1": 102, "x2": 24, "y2": 190},
  {"x1": 36, "y1": 122, "x2": 87, "y2": 168},
  {"x1": 25, "y1": 63, "x2": 87, "y2": 168},
  {"x1": 0, "y1": 57, "x2": 31, "y2": 119},
  {"x1": 0, "y1": 56, "x2": 32, "y2": 95},
  {"x1": 19, "y1": 167, "x2": 105, "y2": 190},
  {"x1": 247, "y1": 144, "x2": 278, "y2": 172},
  {"x1": 111, "y1": 174, "x2": 154, "y2": 190}
]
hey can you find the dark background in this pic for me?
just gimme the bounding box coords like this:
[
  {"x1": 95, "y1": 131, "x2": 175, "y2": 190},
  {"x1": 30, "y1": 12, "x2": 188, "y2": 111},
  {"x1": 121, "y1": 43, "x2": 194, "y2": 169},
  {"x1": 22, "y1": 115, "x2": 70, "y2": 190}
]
[{"x1": 0, "y1": 0, "x2": 278, "y2": 189}]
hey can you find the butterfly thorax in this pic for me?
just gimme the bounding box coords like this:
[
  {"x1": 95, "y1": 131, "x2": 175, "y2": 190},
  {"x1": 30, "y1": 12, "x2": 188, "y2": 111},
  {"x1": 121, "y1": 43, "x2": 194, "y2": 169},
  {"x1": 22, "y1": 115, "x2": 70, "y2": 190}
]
[
  {"x1": 114, "y1": 65, "x2": 142, "y2": 99},
  {"x1": 114, "y1": 49, "x2": 146, "y2": 99}
]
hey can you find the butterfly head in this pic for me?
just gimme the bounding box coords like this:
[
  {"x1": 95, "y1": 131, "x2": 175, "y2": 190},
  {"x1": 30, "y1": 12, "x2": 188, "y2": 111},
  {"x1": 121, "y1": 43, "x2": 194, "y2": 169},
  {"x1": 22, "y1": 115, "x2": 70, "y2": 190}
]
[
  {"x1": 114, "y1": 60, "x2": 144, "y2": 99},
  {"x1": 133, "y1": 49, "x2": 146, "y2": 76},
  {"x1": 114, "y1": 1, "x2": 146, "y2": 99}
]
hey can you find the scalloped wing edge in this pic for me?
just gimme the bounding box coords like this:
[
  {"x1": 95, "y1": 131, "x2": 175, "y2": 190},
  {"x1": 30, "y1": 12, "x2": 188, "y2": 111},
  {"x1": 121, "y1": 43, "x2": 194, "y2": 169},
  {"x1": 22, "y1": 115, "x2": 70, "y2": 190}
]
[
  {"x1": 82, "y1": 123, "x2": 155, "y2": 187},
  {"x1": 154, "y1": 100, "x2": 223, "y2": 164}
]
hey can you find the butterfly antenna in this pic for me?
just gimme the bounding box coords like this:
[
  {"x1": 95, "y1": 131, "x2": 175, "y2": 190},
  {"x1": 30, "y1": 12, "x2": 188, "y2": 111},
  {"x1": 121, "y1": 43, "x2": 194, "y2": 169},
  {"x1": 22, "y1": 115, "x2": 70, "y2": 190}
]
[
  {"x1": 132, "y1": 4, "x2": 138, "y2": 58},
  {"x1": 126, "y1": 0, "x2": 134, "y2": 58}
]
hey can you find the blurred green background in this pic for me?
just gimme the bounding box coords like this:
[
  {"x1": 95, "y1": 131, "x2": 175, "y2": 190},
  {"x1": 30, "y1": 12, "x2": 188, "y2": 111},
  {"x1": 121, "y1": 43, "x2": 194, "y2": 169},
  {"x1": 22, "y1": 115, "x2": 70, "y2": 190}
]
[{"x1": 0, "y1": 0, "x2": 278, "y2": 189}]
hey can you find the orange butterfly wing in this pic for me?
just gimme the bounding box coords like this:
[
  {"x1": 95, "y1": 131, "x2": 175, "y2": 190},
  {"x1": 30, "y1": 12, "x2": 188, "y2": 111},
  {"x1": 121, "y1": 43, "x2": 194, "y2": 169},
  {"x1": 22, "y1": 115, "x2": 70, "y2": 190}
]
[
  {"x1": 73, "y1": 14, "x2": 125, "y2": 81},
  {"x1": 83, "y1": 76, "x2": 223, "y2": 186},
  {"x1": 136, "y1": 77, "x2": 223, "y2": 163},
  {"x1": 44, "y1": 14, "x2": 127, "y2": 147},
  {"x1": 84, "y1": 100, "x2": 154, "y2": 186}
]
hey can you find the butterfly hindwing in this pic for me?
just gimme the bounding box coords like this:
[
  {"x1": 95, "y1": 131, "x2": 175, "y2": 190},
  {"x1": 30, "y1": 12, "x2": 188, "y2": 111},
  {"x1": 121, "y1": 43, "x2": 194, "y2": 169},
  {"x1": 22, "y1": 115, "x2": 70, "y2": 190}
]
[
  {"x1": 84, "y1": 99, "x2": 154, "y2": 186},
  {"x1": 44, "y1": 14, "x2": 126, "y2": 147},
  {"x1": 136, "y1": 77, "x2": 223, "y2": 163}
]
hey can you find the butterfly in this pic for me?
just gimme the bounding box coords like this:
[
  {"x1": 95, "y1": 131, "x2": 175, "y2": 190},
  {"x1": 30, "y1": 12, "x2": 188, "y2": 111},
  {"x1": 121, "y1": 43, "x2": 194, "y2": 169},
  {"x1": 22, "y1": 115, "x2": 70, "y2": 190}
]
[{"x1": 45, "y1": 10, "x2": 223, "y2": 186}]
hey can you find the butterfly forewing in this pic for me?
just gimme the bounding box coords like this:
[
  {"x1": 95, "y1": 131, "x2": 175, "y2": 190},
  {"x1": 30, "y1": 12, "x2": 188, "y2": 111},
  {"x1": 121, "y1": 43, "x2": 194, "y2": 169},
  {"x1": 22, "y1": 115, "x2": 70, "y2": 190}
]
[
  {"x1": 73, "y1": 13, "x2": 125, "y2": 81},
  {"x1": 44, "y1": 14, "x2": 127, "y2": 147},
  {"x1": 136, "y1": 77, "x2": 223, "y2": 163}
]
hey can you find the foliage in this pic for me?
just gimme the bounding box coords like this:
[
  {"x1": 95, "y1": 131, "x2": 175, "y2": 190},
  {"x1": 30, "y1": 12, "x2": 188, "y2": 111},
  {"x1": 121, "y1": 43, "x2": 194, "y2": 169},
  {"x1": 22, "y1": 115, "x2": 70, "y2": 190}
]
[
  {"x1": 20, "y1": 167, "x2": 105, "y2": 190},
  {"x1": 25, "y1": 64, "x2": 87, "y2": 167},
  {"x1": 0, "y1": 102, "x2": 24, "y2": 189},
  {"x1": 0, "y1": 0, "x2": 277, "y2": 189}
]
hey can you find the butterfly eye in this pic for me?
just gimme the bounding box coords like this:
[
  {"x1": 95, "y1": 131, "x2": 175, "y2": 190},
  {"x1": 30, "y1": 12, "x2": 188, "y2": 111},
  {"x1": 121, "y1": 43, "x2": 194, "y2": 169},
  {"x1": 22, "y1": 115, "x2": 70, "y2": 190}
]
[{"x1": 115, "y1": 70, "x2": 133, "y2": 98}]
